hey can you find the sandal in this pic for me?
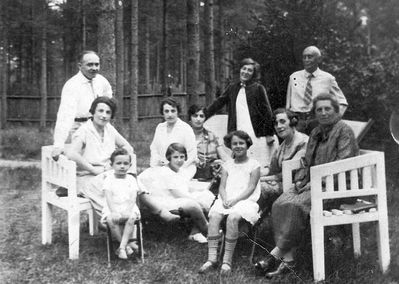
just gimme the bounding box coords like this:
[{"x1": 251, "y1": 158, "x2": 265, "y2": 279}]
[
  {"x1": 127, "y1": 241, "x2": 139, "y2": 253},
  {"x1": 125, "y1": 246, "x2": 134, "y2": 256},
  {"x1": 220, "y1": 263, "x2": 231, "y2": 275},
  {"x1": 115, "y1": 247, "x2": 128, "y2": 260},
  {"x1": 198, "y1": 261, "x2": 218, "y2": 274}
]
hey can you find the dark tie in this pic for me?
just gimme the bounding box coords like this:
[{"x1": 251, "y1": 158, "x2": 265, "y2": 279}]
[{"x1": 304, "y1": 73, "x2": 313, "y2": 105}]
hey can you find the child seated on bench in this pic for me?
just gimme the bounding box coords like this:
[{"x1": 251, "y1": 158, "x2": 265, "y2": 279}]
[{"x1": 102, "y1": 148, "x2": 145, "y2": 260}]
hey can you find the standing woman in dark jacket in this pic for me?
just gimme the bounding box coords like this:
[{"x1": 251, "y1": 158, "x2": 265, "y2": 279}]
[{"x1": 205, "y1": 58, "x2": 278, "y2": 168}]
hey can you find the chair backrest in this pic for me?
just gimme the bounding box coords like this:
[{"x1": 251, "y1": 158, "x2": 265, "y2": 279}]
[
  {"x1": 203, "y1": 114, "x2": 228, "y2": 145},
  {"x1": 41, "y1": 145, "x2": 78, "y2": 201},
  {"x1": 309, "y1": 151, "x2": 387, "y2": 215},
  {"x1": 342, "y1": 119, "x2": 373, "y2": 143}
]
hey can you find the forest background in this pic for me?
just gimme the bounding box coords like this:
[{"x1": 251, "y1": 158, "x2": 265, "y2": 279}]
[{"x1": 0, "y1": 0, "x2": 399, "y2": 167}]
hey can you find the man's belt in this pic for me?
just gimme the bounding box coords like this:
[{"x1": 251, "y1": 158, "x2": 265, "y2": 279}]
[
  {"x1": 293, "y1": 111, "x2": 313, "y2": 120},
  {"x1": 74, "y1": 117, "x2": 90, "y2": 122}
]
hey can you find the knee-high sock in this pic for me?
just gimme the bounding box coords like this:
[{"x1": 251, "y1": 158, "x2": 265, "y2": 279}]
[
  {"x1": 222, "y1": 237, "x2": 238, "y2": 266},
  {"x1": 207, "y1": 234, "x2": 221, "y2": 263}
]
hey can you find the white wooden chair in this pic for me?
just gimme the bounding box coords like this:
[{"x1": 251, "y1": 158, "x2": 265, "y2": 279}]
[
  {"x1": 41, "y1": 145, "x2": 97, "y2": 259},
  {"x1": 282, "y1": 150, "x2": 390, "y2": 282}
]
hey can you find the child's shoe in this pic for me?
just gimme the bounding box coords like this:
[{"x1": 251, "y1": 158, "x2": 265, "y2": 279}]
[
  {"x1": 188, "y1": 233, "x2": 208, "y2": 244},
  {"x1": 198, "y1": 261, "x2": 218, "y2": 274},
  {"x1": 116, "y1": 247, "x2": 128, "y2": 259},
  {"x1": 220, "y1": 263, "x2": 231, "y2": 275},
  {"x1": 125, "y1": 246, "x2": 134, "y2": 256}
]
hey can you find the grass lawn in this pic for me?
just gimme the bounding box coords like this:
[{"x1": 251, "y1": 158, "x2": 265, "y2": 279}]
[{"x1": 1, "y1": 167, "x2": 399, "y2": 284}]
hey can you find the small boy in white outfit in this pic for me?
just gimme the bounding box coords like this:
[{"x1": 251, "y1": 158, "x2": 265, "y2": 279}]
[{"x1": 102, "y1": 148, "x2": 145, "y2": 259}]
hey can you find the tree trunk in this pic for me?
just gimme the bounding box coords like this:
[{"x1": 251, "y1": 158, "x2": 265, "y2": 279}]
[
  {"x1": 0, "y1": 9, "x2": 7, "y2": 129},
  {"x1": 39, "y1": 24, "x2": 47, "y2": 130},
  {"x1": 215, "y1": 0, "x2": 225, "y2": 92},
  {"x1": 204, "y1": 0, "x2": 216, "y2": 105},
  {"x1": 97, "y1": 0, "x2": 116, "y2": 93},
  {"x1": 144, "y1": 19, "x2": 151, "y2": 93},
  {"x1": 129, "y1": 0, "x2": 139, "y2": 141},
  {"x1": 160, "y1": 0, "x2": 168, "y2": 96},
  {"x1": 186, "y1": 0, "x2": 200, "y2": 106},
  {"x1": 115, "y1": 0, "x2": 124, "y2": 128},
  {"x1": 82, "y1": 0, "x2": 87, "y2": 50}
]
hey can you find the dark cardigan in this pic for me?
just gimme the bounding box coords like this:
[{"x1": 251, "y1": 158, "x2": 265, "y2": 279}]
[{"x1": 204, "y1": 81, "x2": 274, "y2": 137}]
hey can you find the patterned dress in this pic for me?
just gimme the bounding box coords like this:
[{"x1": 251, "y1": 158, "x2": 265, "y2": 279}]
[
  {"x1": 271, "y1": 120, "x2": 359, "y2": 249},
  {"x1": 193, "y1": 128, "x2": 221, "y2": 181}
]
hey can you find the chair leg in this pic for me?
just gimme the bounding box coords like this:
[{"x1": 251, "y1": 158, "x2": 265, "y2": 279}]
[
  {"x1": 248, "y1": 228, "x2": 257, "y2": 264},
  {"x1": 311, "y1": 224, "x2": 325, "y2": 282},
  {"x1": 136, "y1": 220, "x2": 144, "y2": 263},
  {"x1": 68, "y1": 211, "x2": 80, "y2": 260},
  {"x1": 88, "y1": 209, "x2": 96, "y2": 236},
  {"x1": 106, "y1": 223, "x2": 114, "y2": 267},
  {"x1": 219, "y1": 232, "x2": 225, "y2": 263},
  {"x1": 376, "y1": 217, "x2": 390, "y2": 273},
  {"x1": 352, "y1": 223, "x2": 361, "y2": 257},
  {"x1": 42, "y1": 202, "x2": 53, "y2": 244}
]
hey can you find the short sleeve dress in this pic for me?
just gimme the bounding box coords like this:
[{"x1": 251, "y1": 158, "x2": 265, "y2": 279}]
[{"x1": 209, "y1": 158, "x2": 261, "y2": 225}]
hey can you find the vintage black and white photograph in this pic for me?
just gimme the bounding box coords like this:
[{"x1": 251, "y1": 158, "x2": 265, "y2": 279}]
[{"x1": 0, "y1": 0, "x2": 398, "y2": 283}]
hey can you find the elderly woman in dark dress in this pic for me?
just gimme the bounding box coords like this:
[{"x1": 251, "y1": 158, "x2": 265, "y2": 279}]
[
  {"x1": 255, "y1": 93, "x2": 359, "y2": 278},
  {"x1": 204, "y1": 58, "x2": 277, "y2": 169}
]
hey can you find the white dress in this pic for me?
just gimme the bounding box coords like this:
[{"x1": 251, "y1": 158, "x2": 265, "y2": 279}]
[
  {"x1": 209, "y1": 158, "x2": 261, "y2": 225},
  {"x1": 137, "y1": 166, "x2": 215, "y2": 211},
  {"x1": 101, "y1": 171, "x2": 142, "y2": 221},
  {"x1": 236, "y1": 87, "x2": 278, "y2": 168}
]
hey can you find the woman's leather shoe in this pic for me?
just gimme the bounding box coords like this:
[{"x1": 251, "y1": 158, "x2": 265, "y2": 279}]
[
  {"x1": 265, "y1": 261, "x2": 296, "y2": 278},
  {"x1": 254, "y1": 255, "x2": 280, "y2": 274}
]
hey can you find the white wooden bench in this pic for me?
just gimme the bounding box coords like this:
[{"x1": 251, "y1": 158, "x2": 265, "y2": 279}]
[
  {"x1": 41, "y1": 145, "x2": 97, "y2": 259},
  {"x1": 282, "y1": 150, "x2": 390, "y2": 282}
]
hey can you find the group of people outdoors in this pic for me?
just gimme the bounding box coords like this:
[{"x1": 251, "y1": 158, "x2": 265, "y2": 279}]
[{"x1": 51, "y1": 45, "x2": 359, "y2": 277}]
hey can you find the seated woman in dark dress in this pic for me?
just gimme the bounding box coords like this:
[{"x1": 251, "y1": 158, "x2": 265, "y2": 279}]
[{"x1": 255, "y1": 93, "x2": 359, "y2": 278}]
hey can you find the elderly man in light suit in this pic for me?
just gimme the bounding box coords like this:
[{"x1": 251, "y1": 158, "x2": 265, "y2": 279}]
[{"x1": 286, "y1": 46, "x2": 347, "y2": 134}]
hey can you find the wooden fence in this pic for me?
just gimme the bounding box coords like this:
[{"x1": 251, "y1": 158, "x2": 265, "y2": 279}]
[{"x1": 5, "y1": 93, "x2": 207, "y2": 124}]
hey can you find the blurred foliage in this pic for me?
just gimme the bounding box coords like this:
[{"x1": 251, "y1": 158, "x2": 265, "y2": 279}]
[{"x1": 230, "y1": 0, "x2": 399, "y2": 139}]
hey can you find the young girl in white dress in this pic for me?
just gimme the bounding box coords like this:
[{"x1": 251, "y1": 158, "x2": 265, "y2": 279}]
[
  {"x1": 199, "y1": 130, "x2": 261, "y2": 274},
  {"x1": 102, "y1": 148, "x2": 144, "y2": 260}
]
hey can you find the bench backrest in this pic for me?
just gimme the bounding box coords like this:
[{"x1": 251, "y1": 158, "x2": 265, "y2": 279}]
[{"x1": 42, "y1": 145, "x2": 78, "y2": 201}]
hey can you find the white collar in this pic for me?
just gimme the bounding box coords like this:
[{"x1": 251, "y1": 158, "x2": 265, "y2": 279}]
[{"x1": 304, "y1": 67, "x2": 321, "y2": 77}]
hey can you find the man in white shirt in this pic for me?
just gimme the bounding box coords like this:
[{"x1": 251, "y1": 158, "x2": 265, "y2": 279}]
[
  {"x1": 285, "y1": 46, "x2": 347, "y2": 134},
  {"x1": 52, "y1": 51, "x2": 113, "y2": 160}
]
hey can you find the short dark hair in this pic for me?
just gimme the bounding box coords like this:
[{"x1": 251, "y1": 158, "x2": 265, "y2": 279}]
[
  {"x1": 223, "y1": 130, "x2": 253, "y2": 149},
  {"x1": 89, "y1": 96, "x2": 117, "y2": 119},
  {"x1": 78, "y1": 50, "x2": 99, "y2": 63},
  {"x1": 239, "y1": 58, "x2": 261, "y2": 81},
  {"x1": 187, "y1": 104, "x2": 206, "y2": 120},
  {"x1": 159, "y1": 97, "x2": 181, "y2": 115},
  {"x1": 311, "y1": 93, "x2": 340, "y2": 114},
  {"x1": 110, "y1": 148, "x2": 131, "y2": 164},
  {"x1": 273, "y1": 108, "x2": 299, "y2": 127},
  {"x1": 165, "y1": 143, "x2": 187, "y2": 161}
]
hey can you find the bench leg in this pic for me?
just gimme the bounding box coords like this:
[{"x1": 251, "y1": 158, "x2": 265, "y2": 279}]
[
  {"x1": 377, "y1": 216, "x2": 390, "y2": 273},
  {"x1": 42, "y1": 202, "x2": 53, "y2": 244},
  {"x1": 68, "y1": 211, "x2": 80, "y2": 259},
  {"x1": 352, "y1": 223, "x2": 361, "y2": 257},
  {"x1": 136, "y1": 221, "x2": 145, "y2": 263},
  {"x1": 88, "y1": 209, "x2": 98, "y2": 236},
  {"x1": 311, "y1": 225, "x2": 325, "y2": 282}
]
